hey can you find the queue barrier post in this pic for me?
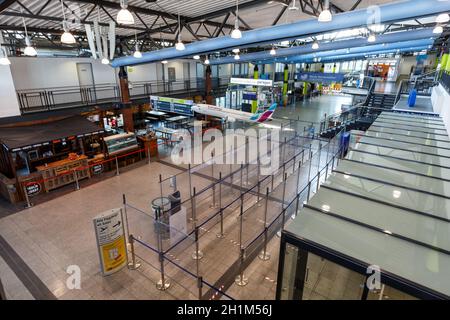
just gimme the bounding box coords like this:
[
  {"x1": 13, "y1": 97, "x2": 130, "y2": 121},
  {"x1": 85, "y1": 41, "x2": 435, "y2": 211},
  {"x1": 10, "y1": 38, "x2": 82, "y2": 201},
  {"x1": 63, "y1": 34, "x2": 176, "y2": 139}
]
[
  {"x1": 234, "y1": 248, "x2": 249, "y2": 287},
  {"x1": 73, "y1": 169, "x2": 80, "y2": 190},
  {"x1": 258, "y1": 188, "x2": 271, "y2": 261},
  {"x1": 22, "y1": 183, "x2": 33, "y2": 208},
  {"x1": 115, "y1": 156, "x2": 120, "y2": 176},
  {"x1": 192, "y1": 226, "x2": 204, "y2": 260},
  {"x1": 127, "y1": 234, "x2": 141, "y2": 270}
]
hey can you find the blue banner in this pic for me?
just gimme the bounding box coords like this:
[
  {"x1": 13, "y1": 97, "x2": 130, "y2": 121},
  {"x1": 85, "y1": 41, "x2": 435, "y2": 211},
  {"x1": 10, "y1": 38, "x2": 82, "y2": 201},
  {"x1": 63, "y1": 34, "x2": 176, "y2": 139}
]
[{"x1": 296, "y1": 72, "x2": 345, "y2": 84}]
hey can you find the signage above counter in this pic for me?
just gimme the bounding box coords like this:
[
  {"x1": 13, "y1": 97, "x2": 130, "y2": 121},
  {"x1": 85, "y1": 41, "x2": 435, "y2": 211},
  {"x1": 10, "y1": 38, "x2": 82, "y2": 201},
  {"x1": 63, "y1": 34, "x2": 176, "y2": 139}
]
[
  {"x1": 230, "y1": 78, "x2": 273, "y2": 87},
  {"x1": 150, "y1": 96, "x2": 194, "y2": 116}
]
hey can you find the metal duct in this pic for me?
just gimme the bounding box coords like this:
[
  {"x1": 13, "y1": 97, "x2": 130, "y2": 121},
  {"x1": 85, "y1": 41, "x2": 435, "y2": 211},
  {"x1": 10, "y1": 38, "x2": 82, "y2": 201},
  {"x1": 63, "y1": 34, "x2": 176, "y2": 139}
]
[
  {"x1": 111, "y1": 0, "x2": 450, "y2": 67},
  {"x1": 261, "y1": 39, "x2": 434, "y2": 64},
  {"x1": 210, "y1": 28, "x2": 436, "y2": 65}
]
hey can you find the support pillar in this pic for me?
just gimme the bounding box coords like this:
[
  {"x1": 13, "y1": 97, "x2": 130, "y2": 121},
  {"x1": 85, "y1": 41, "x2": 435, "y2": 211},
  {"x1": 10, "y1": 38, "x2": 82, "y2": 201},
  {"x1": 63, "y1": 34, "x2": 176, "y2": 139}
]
[
  {"x1": 118, "y1": 66, "x2": 134, "y2": 133},
  {"x1": 252, "y1": 65, "x2": 259, "y2": 113},
  {"x1": 282, "y1": 64, "x2": 289, "y2": 106},
  {"x1": 205, "y1": 65, "x2": 213, "y2": 105}
]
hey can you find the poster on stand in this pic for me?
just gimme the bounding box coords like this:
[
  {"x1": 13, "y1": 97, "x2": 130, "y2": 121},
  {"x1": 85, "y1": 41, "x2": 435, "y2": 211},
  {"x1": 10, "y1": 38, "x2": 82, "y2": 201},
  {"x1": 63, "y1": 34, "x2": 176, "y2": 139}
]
[{"x1": 93, "y1": 208, "x2": 128, "y2": 276}]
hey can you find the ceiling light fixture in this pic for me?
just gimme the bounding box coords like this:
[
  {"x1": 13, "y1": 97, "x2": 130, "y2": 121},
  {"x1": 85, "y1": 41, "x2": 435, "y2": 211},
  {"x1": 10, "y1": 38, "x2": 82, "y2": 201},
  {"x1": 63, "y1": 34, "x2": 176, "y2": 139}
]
[
  {"x1": 204, "y1": 56, "x2": 210, "y2": 65},
  {"x1": 436, "y1": 13, "x2": 450, "y2": 23},
  {"x1": 433, "y1": 25, "x2": 444, "y2": 34},
  {"x1": 318, "y1": 0, "x2": 332, "y2": 22},
  {"x1": 161, "y1": 60, "x2": 168, "y2": 64},
  {"x1": 232, "y1": 48, "x2": 240, "y2": 53},
  {"x1": 231, "y1": 0, "x2": 242, "y2": 39},
  {"x1": 312, "y1": 40, "x2": 319, "y2": 50},
  {"x1": 117, "y1": 0, "x2": 134, "y2": 25},
  {"x1": 60, "y1": 1, "x2": 76, "y2": 44},
  {"x1": 101, "y1": 58, "x2": 110, "y2": 64},
  {"x1": 270, "y1": 47, "x2": 276, "y2": 55},
  {"x1": 133, "y1": 25, "x2": 142, "y2": 58},
  {"x1": 175, "y1": 9, "x2": 185, "y2": 51},
  {"x1": 193, "y1": 55, "x2": 200, "y2": 60},
  {"x1": 234, "y1": 53, "x2": 240, "y2": 60},
  {"x1": 20, "y1": 8, "x2": 37, "y2": 56},
  {"x1": 368, "y1": 33, "x2": 376, "y2": 42}
]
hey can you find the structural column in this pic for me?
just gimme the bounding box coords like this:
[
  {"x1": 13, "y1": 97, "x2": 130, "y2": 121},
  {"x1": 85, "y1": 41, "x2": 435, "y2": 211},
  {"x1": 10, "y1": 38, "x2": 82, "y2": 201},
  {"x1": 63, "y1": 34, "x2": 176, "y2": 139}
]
[
  {"x1": 205, "y1": 65, "x2": 214, "y2": 105},
  {"x1": 282, "y1": 64, "x2": 289, "y2": 106},
  {"x1": 252, "y1": 65, "x2": 259, "y2": 113},
  {"x1": 118, "y1": 66, "x2": 134, "y2": 133}
]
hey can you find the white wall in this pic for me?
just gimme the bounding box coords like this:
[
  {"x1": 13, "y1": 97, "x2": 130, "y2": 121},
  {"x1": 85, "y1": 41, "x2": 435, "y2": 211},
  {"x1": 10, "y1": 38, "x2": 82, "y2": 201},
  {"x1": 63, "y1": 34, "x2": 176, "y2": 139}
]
[
  {"x1": 126, "y1": 64, "x2": 158, "y2": 83},
  {"x1": 0, "y1": 65, "x2": 21, "y2": 118},
  {"x1": 9, "y1": 57, "x2": 117, "y2": 90}
]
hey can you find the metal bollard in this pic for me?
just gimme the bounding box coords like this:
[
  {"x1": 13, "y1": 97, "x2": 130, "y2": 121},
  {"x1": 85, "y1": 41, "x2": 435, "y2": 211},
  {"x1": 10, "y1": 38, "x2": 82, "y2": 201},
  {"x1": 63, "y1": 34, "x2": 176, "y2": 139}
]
[
  {"x1": 147, "y1": 146, "x2": 151, "y2": 164},
  {"x1": 156, "y1": 252, "x2": 170, "y2": 290},
  {"x1": 127, "y1": 235, "x2": 141, "y2": 270}
]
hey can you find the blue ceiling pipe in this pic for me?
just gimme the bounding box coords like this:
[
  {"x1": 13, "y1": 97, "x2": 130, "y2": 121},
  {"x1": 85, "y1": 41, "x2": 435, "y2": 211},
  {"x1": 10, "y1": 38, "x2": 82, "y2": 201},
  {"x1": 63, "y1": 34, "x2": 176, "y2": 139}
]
[
  {"x1": 258, "y1": 39, "x2": 434, "y2": 64},
  {"x1": 287, "y1": 46, "x2": 431, "y2": 65},
  {"x1": 209, "y1": 28, "x2": 436, "y2": 65},
  {"x1": 111, "y1": 0, "x2": 450, "y2": 67}
]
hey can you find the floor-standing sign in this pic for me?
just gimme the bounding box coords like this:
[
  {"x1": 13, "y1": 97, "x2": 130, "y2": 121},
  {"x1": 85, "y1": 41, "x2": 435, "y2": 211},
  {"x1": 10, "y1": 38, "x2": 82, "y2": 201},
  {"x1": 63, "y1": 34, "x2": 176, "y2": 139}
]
[{"x1": 93, "y1": 208, "x2": 128, "y2": 276}]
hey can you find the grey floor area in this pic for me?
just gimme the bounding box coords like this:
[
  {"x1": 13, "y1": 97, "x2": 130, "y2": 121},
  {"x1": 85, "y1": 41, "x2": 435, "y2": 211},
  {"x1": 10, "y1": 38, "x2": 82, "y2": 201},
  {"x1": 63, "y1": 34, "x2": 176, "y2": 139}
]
[
  {"x1": 274, "y1": 94, "x2": 354, "y2": 124},
  {"x1": 394, "y1": 95, "x2": 435, "y2": 113}
]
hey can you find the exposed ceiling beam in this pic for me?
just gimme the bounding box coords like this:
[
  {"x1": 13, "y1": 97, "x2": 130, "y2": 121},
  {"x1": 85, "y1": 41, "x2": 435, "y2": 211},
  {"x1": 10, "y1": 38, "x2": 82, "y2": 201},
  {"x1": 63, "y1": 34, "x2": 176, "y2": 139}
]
[{"x1": 0, "y1": 0, "x2": 16, "y2": 13}]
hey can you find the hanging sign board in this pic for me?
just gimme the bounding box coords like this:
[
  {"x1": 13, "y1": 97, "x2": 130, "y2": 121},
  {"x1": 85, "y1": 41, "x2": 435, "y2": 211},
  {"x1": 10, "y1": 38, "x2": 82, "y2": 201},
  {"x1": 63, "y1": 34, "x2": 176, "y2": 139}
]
[
  {"x1": 230, "y1": 78, "x2": 273, "y2": 87},
  {"x1": 296, "y1": 72, "x2": 345, "y2": 84},
  {"x1": 93, "y1": 208, "x2": 128, "y2": 276},
  {"x1": 150, "y1": 96, "x2": 194, "y2": 116}
]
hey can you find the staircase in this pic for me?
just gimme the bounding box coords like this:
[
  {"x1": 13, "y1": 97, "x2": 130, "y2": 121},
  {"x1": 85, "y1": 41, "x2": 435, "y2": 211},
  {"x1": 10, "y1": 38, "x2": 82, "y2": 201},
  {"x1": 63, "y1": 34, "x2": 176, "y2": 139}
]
[{"x1": 366, "y1": 93, "x2": 397, "y2": 109}]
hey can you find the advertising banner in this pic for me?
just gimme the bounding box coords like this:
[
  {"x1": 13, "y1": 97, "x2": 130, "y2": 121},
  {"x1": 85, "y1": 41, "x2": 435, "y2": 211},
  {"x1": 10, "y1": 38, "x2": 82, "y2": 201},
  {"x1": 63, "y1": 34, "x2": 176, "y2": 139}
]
[
  {"x1": 93, "y1": 208, "x2": 128, "y2": 276},
  {"x1": 296, "y1": 72, "x2": 345, "y2": 84}
]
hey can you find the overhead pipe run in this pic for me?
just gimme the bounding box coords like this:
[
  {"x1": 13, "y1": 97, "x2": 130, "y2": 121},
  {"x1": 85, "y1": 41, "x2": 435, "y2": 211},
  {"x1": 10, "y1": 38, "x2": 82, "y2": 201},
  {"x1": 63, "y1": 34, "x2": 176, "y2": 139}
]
[
  {"x1": 111, "y1": 0, "x2": 450, "y2": 67},
  {"x1": 209, "y1": 28, "x2": 437, "y2": 65},
  {"x1": 259, "y1": 39, "x2": 434, "y2": 64},
  {"x1": 293, "y1": 46, "x2": 431, "y2": 64}
]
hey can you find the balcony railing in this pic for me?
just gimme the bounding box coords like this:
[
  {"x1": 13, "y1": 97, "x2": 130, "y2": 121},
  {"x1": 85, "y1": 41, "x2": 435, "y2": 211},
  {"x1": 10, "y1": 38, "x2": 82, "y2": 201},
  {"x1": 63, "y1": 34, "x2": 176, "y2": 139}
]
[{"x1": 16, "y1": 76, "x2": 232, "y2": 114}]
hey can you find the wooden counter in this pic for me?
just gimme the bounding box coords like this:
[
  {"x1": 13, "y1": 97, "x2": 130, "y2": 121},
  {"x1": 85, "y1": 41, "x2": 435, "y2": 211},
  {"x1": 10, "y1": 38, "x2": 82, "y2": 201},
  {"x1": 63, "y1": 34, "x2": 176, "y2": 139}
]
[{"x1": 36, "y1": 155, "x2": 90, "y2": 192}]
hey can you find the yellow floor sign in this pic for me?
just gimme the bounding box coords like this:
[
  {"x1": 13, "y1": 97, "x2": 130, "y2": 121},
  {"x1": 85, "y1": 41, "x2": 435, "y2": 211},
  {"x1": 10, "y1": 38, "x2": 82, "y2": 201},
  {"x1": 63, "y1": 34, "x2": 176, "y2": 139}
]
[{"x1": 93, "y1": 208, "x2": 128, "y2": 275}]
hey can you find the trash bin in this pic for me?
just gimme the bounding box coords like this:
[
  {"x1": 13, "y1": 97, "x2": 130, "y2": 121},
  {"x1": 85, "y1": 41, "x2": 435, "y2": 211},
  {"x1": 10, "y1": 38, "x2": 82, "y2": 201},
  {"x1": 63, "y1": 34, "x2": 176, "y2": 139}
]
[
  {"x1": 340, "y1": 132, "x2": 350, "y2": 157},
  {"x1": 168, "y1": 191, "x2": 181, "y2": 215},
  {"x1": 408, "y1": 89, "x2": 417, "y2": 108},
  {"x1": 152, "y1": 197, "x2": 171, "y2": 240}
]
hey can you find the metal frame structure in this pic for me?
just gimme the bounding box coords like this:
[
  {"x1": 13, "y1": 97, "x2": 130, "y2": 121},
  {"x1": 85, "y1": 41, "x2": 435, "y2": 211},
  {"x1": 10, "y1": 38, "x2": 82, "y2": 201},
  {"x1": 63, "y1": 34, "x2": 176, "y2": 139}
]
[{"x1": 0, "y1": 0, "x2": 445, "y2": 57}]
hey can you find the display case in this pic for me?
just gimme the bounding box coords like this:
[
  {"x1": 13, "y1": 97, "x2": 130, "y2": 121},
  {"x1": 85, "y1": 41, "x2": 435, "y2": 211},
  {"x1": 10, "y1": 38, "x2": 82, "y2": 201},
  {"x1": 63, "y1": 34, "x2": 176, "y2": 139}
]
[{"x1": 104, "y1": 133, "x2": 138, "y2": 156}]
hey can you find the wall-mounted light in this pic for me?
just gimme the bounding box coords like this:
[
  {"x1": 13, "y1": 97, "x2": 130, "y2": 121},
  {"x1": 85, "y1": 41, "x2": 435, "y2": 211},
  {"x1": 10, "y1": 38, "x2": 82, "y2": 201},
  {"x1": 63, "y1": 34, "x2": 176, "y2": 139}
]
[
  {"x1": 133, "y1": 44, "x2": 142, "y2": 58},
  {"x1": 117, "y1": 0, "x2": 134, "y2": 25}
]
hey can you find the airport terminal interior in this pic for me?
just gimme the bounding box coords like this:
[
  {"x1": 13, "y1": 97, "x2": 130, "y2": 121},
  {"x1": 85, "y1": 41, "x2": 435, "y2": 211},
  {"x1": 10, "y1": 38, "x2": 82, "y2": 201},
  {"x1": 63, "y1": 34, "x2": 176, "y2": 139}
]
[{"x1": 0, "y1": 0, "x2": 450, "y2": 301}]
